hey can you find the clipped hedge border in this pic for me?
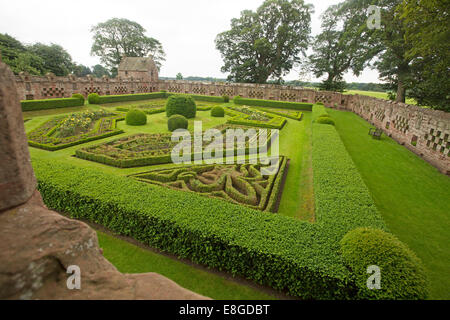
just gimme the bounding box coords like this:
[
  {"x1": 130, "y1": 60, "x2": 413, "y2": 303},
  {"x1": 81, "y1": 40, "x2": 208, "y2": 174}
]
[
  {"x1": 234, "y1": 96, "x2": 313, "y2": 111},
  {"x1": 225, "y1": 107, "x2": 287, "y2": 129},
  {"x1": 21, "y1": 97, "x2": 84, "y2": 112},
  {"x1": 96, "y1": 92, "x2": 167, "y2": 104},
  {"x1": 254, "y1": 107, "x2": 303, "y2": 121}
]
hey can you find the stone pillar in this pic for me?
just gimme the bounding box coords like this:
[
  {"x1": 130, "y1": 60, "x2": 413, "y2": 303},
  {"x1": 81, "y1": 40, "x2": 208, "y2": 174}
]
[{"x1": 0, "y1": 58, "x2": 36, "y2": 211}]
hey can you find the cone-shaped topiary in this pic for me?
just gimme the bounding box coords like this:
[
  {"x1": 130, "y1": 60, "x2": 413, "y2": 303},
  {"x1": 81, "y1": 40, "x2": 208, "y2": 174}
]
[
  {"x1": 166, "y1": 95, "x2": 197, "y2": 119},
  {"x1": 168, "y1": 114, "x2": 188, "y2": 132},
  {"x1": 87, "y1": 93, "x2": 100, "y2": 104},
  {"x1": 126, "y1": 109, "x2": 147, "y2": 126},
  {"x1": 340, "y1": 227, "x2": 428, "y2": 300},
  {"x1": 211, "y1": 106, "x2": 225, "y2": 117}
]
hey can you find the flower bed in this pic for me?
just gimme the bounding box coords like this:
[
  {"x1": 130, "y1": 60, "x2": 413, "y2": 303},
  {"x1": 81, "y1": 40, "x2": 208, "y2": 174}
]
[{"x1": 225, "y1": 105, "x2": 286, "y2": 129}]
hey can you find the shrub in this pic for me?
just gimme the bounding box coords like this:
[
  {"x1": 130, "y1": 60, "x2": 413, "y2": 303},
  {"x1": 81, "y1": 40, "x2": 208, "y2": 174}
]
[
  {"x1": 21, "y1": 97, "x2": 84, "y2": 112},
  {"x1": 234, "y1": 96, "x2": 313, "y2": 111},
  {"x1": 222, "y1": 95, "x2": 230, "y2": 103},
  {"x1": 71, "y1": 93, "x2": 85, "y2": 103},
  {"x1": 166, "y1": 95, "x2": 197, "y2": 119},
  {"x1": 168, "y1": 114, "x2": 188, "y2": 131},
  {"x1": 88, "y1": 93, "x2": 100, "y2": 104},
  {"x1": 211, "y1": 106, "x2": 225, "y2": 117},
  {"x1": 316, "y1": 117, "x2": 335, "y2": 126},
  {"x1": 340, "y1": 228, "x2": 428, "y2": 300},
  {"x1": 96, "y1": 92, "x2": 167, "y2": 104},
  {"x1": 316, "y1": 102, "x2": 324, "y2": 105},
  {"x1": 126, "y1": 109, "x2": 147, "y2": 126}
]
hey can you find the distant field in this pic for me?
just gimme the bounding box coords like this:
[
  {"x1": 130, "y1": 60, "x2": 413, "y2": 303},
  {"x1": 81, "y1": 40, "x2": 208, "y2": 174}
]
[{"x1": 343, "y1": 90, "x2": 420, "y2": 106}]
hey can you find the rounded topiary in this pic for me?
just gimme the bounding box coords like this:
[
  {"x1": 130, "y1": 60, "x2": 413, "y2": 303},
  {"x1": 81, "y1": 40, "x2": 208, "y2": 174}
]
[
  {"x1": 126, "y1": 109, "x2": 147, "y2": 126},
  {"x1": 72, "y1": 93, "x2": 85, "y2": 103},
  {"x1": 168, "y1": 114, "x2": 188, "y2": 132},
  {"x1": 340, "y1": 228, "x2": 428, "y2": 300},
  {"x1": 166, "y1": 95, "x2": 196, "y2": 119},
  {"x1": 222, "y1": 95, "x2": 230, "y2": 103},
  {"x1": 211, "y1": 106, "x2": 225, "y2": 117},
  {"x1": 316, "y1": 102, "x2": 324, "y2": 105},
  {"x1": 88, "y1": 93, "x2": 100, "y2": 104},
  {"x1": 316, "y1": 117, "x2": 335, "y2": 126}
]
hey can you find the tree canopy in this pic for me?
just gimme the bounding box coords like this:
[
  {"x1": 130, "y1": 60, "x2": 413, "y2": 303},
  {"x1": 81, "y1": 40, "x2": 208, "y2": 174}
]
[
  {"x1": 90, "y1": 18, "x2": 166, "y2": 75},
  {"x1": 215, "y1": 0, "x2": 312, "y2": 84}
]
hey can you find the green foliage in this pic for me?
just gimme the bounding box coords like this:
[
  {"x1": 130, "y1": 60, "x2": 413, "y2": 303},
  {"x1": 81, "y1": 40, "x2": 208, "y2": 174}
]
[
  {"x1": 28, "y1": 43, "x2": 74, "y2": 76},
  {"x1": 234, "y1": 96, "x2": 313, "y2": 111},
  {"x1": 167, "y1": 114, "x2": 188, "y2": 132},
  {"x1": 96, "y1": 92, "x2": 167, "y2": 104},
  {"x1": 71, "y1": 93, "x2": 85, "y2": 103},
  {"x1": 72, "y1": 64, "x2": 92, "y2": 77},
  {"x1": 185, "y1": 94, "x2": 225, "y2": 103},
  {"x1": 126, "y1": 109, "x2": 147, "y2": 126},
  {"x1": 211, "y1": 106, "x2": 225, "y2": 117},
  {"x1": 92, "y1": 64, "x2": 111, "y2": 78},
  {"x1": 222, "y1": 95, "x2": 230, "y2": 103},
  {"x1": 316, "y1": 117, "x2": 335, "y2": 126},
  {"x1": 225, "y1": 106, "x2": 286, "y2": 129},
  {"x1": 166, "y1": 95, "x2": 197, "y2": 119},
  {"x1": 21, "y1": 97, "x2": 84, "y2": 112},
  {"x1": 88, "y1": 93, "x2": 100, "y2": 104},
  {"x1": 340, "y1": 227, "x2": 428, "y2": 300},
  {"x1": 176, "y1": 72, "x2": 183, "y2": 80},
  {"x1": 215, "y1": 0, "x2": 312, "y2": 83},
  {"x1": 90, "y1": 18, "x2": 165, "y2": 71}
]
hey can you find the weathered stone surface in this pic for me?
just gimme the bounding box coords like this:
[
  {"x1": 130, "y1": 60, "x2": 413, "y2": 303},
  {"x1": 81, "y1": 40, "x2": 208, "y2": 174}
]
[
  {"x1": 0, "y1": 191, "x2": 208, "y2": 300},
  {"x1": 0, "y1": 60, "x2": 36, "y2": 211}
]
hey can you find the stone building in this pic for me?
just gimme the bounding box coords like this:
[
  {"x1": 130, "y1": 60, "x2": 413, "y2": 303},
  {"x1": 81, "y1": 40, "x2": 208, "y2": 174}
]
[{"x1": 117, "y1": 56, "x2": 159, "y2": 82}]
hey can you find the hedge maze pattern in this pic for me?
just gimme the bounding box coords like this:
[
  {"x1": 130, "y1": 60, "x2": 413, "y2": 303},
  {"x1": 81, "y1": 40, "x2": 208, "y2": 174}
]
[
  {"x1": 130, "y1": 156, "x2": 287, "y2": 212},
  {"x1": 75, "y1": 124, "x2": 275, "y2": 168}
]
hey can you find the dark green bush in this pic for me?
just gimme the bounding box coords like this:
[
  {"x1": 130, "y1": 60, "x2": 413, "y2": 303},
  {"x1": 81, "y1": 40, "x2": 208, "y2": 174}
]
[
  {"x1": 166, "y1": 95, "x2": 197, "y2": 119},
  {"x1": 21, "y1": 97, "x2": 84, "y2": 112},
  {"x1": 234, "y1": 96, "x2": 313, "y2": 111},
  {"x1": 211, "y1": 106, "x2": 225, "y2": 117},
  {"x1": 223, "y1": 95, "x2": 230, "y2": 103},
  {"x1": 71, "y1": 93, "x2": 85, "y2": 103},
  {"x1": 316, "y1": 102, "x2": 324, "y2": 106},
  {"x1": 340, "y1": 227, "x2": 428, "y2": 300},
  {"x1": 168, "y1": 114, "x2": 188, "y2": 131},
  {"x1": 316, "y1": 117, "x2": 335, "y2": 126},
  {"x1": 96, "y1": 92, "x2": 167, "y2": 104},
  {"x1": 88, "y1": 93, "x2": 100, "y2": 104},
  {"x1": 126, "y1": 109, "x2": 147, "y2": 126}
]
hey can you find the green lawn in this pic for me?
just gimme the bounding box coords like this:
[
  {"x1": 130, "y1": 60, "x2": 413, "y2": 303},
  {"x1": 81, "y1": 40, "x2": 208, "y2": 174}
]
[
  {"x1": 97, "y1": 231, "x2": 277, "y2": 300},
  {"x1": 328, "y1": 108, "x2": 450, "y2": 299}
]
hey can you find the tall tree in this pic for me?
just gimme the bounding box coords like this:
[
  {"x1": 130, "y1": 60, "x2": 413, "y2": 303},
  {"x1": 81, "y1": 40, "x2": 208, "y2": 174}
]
[
  {"x1": 90, "y1": 18, "x2": 165, "y2": 75},
  {"x1": 399, "y1": 0, "x2": 450, "y2": 111},
  {"x1": 215, "y1": 0, "x2": 312, "y2": 83},
  {"x1": 72, "y1": 64, "x2": 92, "y2": 77},
  {"x1": 309, "y1": 4, "x2": 378, "y2": 92},
  {"x1": 176, "y1": 72, "x2": 183, "y2": 80},
  {"x1": 28, "y1": 43, "x2": 74, "y2": 76},
  {"x1": 91, "y1": 64, "x2": 111, "y2": 78}
]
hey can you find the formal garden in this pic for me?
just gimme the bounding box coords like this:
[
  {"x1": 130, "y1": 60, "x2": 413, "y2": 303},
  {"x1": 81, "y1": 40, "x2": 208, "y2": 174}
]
[{"x1": 19, "y1": 91, "x2": 449, "y2": 300}]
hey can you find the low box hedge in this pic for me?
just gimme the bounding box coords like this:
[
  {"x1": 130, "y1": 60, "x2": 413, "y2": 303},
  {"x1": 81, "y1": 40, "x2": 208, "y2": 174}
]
[
  {"x1": 21, "y1": 97, "x2": 84, "y2": 112},
  {"x1": 96, "y1": 92, "x2": 167, "y2": 104},
  {"x1": 234, "y1": 96, "x2": 313, "y2": 111}
]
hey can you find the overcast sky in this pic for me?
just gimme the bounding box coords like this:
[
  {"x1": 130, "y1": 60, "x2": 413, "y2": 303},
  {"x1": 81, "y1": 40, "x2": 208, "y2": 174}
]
[{"x1": 0, "y1": 0, "x2": 381, "y2": 83}]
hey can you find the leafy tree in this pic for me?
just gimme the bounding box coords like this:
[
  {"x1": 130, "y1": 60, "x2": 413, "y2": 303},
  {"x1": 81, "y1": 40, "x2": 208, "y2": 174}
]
[
  {"x1": 91, "y1": 64, "x2": 111, "y2": 78},
  {"x1": 309, "y1": 4, "x2": 379, "y2": 92},
  {"x1": 399, "y1": 0, "x2": 450, "y2": 111},
  {"x1": 176, "y1": 72, "x2": 183, "y2": 80},
  {"x1": 73, "y1": 64, "x2": 92, "y2": 77},
  {"x1": 29, "y1": 43, "x2": 74, "y2": 76},
  {"x1": 90, "y1": 18, "x2": 166, "y2": 75},
  {"x1": 215, "y1": 0, "x2": 312, "y2": 83}
]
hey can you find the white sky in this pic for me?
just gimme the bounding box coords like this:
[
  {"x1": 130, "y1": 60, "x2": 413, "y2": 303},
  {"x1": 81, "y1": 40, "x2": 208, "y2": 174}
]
[{"x1": 0, "y1": 0, "x2": 381, "y2": 83}]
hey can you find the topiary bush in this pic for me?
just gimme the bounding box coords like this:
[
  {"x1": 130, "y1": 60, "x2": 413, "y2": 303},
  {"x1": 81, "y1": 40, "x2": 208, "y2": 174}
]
[
  {"x1": 126, "y1": 109, "x2": 147, "y2": 126},
  {"x1": 166, "y1": 95, "x2": 196, "y2": 119},
  {"x1": 211, "y1": 106, "x2": 225, "y2": 117},
  {"x1": 168, "y1": 114, "x2": 188, "y2": 131},
  {"x1": 316, "y1": 117, "x2": 335, "y2": 126},
  {"x1": 340, "y1": 227, "x2": 428, "y2": 300},
  {"x1": 88, "y1": 93, "x2": 100, "y2": 104},
  {"x1": 222, "y1": 95, "x2": 230, "y2": 103},
  {"x1": 71, "y1": 93, "x2": 85, "y2": 103}
]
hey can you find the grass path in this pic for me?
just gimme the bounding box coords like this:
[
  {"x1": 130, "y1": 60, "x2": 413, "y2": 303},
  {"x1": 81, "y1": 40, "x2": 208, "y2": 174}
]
[
  {"x1": 97, "y1": 231, "x2": 278, "y2": 300},
  {"x1": 329, "y1": 109, "x2": 450, "y2": 299}
]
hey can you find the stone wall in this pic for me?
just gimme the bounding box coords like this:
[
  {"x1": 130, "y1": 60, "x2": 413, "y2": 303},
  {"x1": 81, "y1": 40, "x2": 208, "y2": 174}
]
[{"x1": 14, "y1": 75, "x2": 449, "y2": 175}]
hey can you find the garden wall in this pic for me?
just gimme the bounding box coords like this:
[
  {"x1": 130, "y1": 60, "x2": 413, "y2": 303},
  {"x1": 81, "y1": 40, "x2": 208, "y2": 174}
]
[{"x1": 15, "y1": 74, "x2": 449, "y2": 175}]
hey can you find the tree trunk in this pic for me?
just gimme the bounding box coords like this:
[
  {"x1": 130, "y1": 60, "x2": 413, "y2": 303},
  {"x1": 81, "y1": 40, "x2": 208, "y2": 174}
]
[{"x1": 396, "y1": 79, "x2": 406, "y2": 103}]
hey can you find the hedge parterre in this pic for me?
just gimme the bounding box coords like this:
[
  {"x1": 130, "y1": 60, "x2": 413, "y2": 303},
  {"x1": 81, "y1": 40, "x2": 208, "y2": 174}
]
[
  {"x1": 75, "y1": 124, "x2": 275, "y2": 168},
  {"x1": 234, "y1": 96, "x2": 313, "y2": 111},
  {"x1": 225, "y1": 106, "x2": 286, "y2": 129},
  {"x1": 130, "y1": 157, "x2": 287, "y2": 212},
  {"x1": 27, "y1": 110, "x2": 124, "y2": 151}
]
